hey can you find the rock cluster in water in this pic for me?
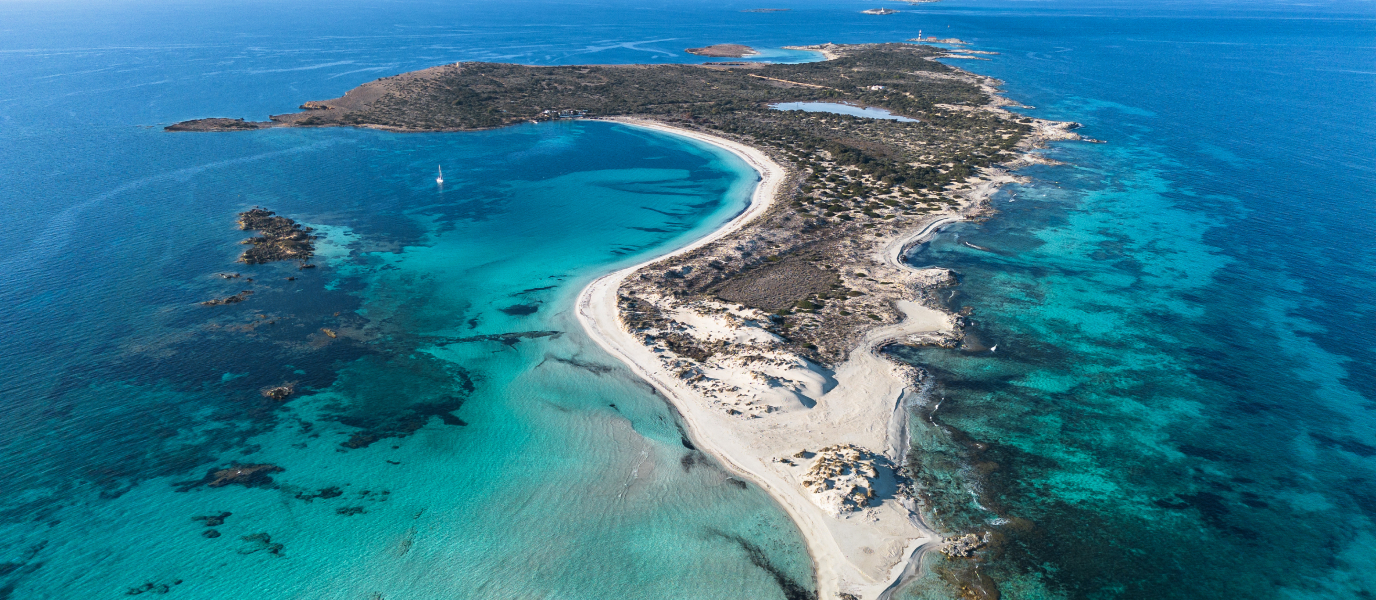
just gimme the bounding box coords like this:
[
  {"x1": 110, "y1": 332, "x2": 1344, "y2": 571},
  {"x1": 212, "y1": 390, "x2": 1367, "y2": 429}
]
[
  {"x1": 192, "y1": 511, "x2": 231, "y2": 539},
  {"x1": 261, "y1": 384, "x2": 294, "y2": 401},
  {"x1": 200, "y1": 290, "x2": 253, "y2": 306},
  {"x1": 236, "y1": 208, "x2": 317, "y2": 265},
  {"x1": 939, "y1": 532, "x2": 987, "y2": 558}
]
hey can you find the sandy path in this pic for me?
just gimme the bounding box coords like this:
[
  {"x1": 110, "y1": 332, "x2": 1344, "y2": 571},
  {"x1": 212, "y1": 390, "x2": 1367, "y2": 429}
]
[{"x1": 575, "y1": 118, "x2": 987, "y2": 598}]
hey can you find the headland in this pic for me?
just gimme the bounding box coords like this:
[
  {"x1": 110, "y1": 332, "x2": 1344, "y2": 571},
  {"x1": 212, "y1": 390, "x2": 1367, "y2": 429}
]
[
  {"x1": 167, "y1": 43, "x2": 1082, "y2": 599},
  {"x1": 686, "y1": 44, "x2": 760, "y2": 58}
]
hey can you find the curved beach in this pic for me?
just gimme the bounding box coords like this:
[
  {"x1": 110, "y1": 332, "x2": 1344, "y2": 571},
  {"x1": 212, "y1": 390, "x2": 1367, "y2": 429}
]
[
  {"x1": 577, "y1": 120, "x2": 960, "y2": 600},
  {"x1": 160, "y1": 41, "x2": 1069, "y2": 598}
]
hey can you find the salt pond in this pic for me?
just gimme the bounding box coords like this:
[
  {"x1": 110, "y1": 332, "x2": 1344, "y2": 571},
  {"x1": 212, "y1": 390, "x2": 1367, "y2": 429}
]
[{"x1": 769, "y1": 101, "x2": 919, "y2": 122}]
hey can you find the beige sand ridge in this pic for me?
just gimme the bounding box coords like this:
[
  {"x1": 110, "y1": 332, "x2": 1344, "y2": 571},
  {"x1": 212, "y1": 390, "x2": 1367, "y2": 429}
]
[{"x1": 576, "y1": 119, "x2": 1005, "y2": 599}]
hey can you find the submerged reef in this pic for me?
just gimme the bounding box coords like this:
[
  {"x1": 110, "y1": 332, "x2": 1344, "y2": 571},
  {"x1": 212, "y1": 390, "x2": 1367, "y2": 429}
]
[
  {"x1": 238, "y1": 532, "x2": 285, "y2": 556},
  {"x1": 176, "y1": 463, "x2": 284, "y2": 491},
  {"x1": 191, "y1": 512, "x2": 232, "y2": 527}
]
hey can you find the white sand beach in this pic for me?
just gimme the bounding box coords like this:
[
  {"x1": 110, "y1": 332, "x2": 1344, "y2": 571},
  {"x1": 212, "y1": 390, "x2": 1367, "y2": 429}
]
[{"x1": 576, "y1": 119, "x2": 983, "y2": 599}]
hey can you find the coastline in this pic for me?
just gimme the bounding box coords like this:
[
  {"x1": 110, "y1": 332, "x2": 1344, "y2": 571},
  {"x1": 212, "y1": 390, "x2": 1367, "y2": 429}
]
[
  {"x1": 577, "y1": 119, "x2": 992, "y2": 599},
  {"x1": 163, "y1": 42, "x2": 1081, "y2": 599}
]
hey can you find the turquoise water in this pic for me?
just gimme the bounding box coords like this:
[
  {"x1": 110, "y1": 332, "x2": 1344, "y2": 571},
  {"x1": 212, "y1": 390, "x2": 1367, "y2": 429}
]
[
  {"x1": 0, "y1": 85, "x2": 816, "y2": 597},
  {"x1": 1, "y1": 0, "x2": 1373, "y2": 598},
  {"x1": 888, "y1": 4, "x2": 1376, "y2": 598},
  {"x1": 770, "y1": 102, "x2": 920, "y2": 122}
]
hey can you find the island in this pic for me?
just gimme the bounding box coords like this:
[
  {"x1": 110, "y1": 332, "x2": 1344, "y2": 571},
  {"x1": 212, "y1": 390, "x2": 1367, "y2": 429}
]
[
  {"x1": 860, "y1": 8, "x2": 900, "y2": 15},
  {"x1": 686, "y1": 44, "x2": 760, "y2": 58},
  {"x1": 908, "y1": 36, "x2": 968, "y2": 45},
  {"x1": 167, "y1": 43, "x2": 1081, "y2": 600}
]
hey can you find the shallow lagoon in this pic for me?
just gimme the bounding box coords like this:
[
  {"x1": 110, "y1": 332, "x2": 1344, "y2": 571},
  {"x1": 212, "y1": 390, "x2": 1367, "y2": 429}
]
[
  {"x1": 770, "y1": 102, "x2": 920, "y2": 122},
  {"x1": 0, "y1": 120, "x2": 815, "y2": 598}
]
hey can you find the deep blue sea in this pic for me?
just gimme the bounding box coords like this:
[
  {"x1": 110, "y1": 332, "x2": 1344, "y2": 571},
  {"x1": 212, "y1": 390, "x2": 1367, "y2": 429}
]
[{"x1": 0, "y1": 1, "x2": 1371, "y2": 598}]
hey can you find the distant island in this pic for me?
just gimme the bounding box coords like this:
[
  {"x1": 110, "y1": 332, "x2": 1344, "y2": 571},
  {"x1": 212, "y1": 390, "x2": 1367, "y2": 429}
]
[
  {"x1": 860, "y1": 8, "x2": 899, "y2": 15},
  {"x1": 907, "y1": 36, "x2": 967, "y2": 44},
  {"x1": 741, "y1": 8, "x2": 791, "y2": 12},
  {"x1": 685, "y1": 44, "x2": 760, "y2": 58},
  {"x1": 166, "y1": 43, "x2": 1081, "y2": 600}
]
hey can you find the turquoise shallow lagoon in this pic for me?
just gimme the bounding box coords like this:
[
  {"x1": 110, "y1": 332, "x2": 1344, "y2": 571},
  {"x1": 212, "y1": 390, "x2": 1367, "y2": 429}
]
[{"x1": 0, "y1": 120, "x2": 815, "y2": 598}]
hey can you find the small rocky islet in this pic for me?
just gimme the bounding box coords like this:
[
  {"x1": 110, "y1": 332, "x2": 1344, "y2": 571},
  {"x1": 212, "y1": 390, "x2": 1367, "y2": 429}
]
[
  {"x1": 235, "y1": 207, "x2": 317, "y2": 266},
  {"x1": 198, "y1": 207, "x2": 316, "y2": 306},
  {"x1": 164, "y1": 117, "x2": 270, "y2": 132},
  {"x1": 685, "y1": 44, "x2": 759, "y2": 58}
]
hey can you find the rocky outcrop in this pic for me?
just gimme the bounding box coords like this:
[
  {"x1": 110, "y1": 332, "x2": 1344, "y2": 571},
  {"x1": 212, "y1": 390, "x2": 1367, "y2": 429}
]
[
  {"x1": 939, "y1": 532, "x2": 987, "y2": 558},
  {"x1": 685, "y1": 44, "x2": 759, "y2": 58},
  {"x1": 801, "y1": 444, "x2": 881, "y2": 516},
  {"x1": 261, "y1": 384, "x2": 294, "y2": 401},
  {"x1": 236, "y1": 208, "x2": 317, "y2": 265},
  {"x1": 165, "y1": 118, "x2": 272, "y2": 132},
  {"x1": 200, "y1": 290, "x2": 253, "y2": 306}
]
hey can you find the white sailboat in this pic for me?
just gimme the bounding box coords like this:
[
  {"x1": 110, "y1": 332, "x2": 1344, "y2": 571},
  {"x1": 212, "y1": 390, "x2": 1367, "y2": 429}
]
[{"x1": 436, "y1": 165, "x2": 444, "y2": 185}]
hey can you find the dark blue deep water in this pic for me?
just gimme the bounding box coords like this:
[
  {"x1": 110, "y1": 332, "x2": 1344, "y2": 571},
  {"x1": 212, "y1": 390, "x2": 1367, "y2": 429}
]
[{"x1": 0, "y1": 0, "x2": 1371, "y2": 598}]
